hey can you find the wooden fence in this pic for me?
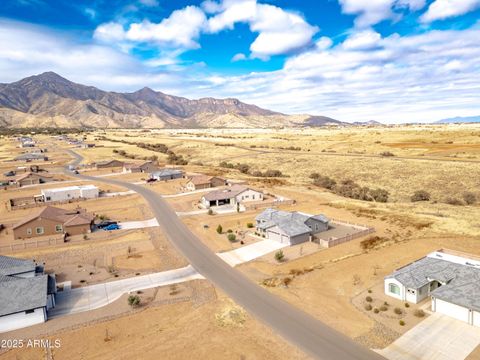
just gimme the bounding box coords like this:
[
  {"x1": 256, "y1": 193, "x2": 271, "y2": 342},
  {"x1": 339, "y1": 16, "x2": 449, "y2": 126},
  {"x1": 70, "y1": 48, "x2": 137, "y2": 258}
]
[{"x1": 243, "y1": 198, "x2": 295, "y2": 210}]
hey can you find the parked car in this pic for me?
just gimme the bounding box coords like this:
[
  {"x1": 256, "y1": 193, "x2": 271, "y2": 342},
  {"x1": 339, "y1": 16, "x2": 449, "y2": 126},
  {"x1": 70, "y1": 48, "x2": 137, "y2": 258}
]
[
  {"x1": 96, "y1": 221, "x2": 118, "y2": 229},
  {"x1": 3, "y1": 171, "x2": 15, "y2": 177},
  {"x1": 146, "y1": 178, "x2": 157, "y2": 183},
  {"x1": 103, "y1": 224, "x2": 121, "y2": 231}
]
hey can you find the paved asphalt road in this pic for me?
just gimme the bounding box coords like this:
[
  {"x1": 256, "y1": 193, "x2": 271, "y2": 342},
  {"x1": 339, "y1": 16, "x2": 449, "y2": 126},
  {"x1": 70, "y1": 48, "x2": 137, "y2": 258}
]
[{"x1": 67, "y1": 149, "x2": 385, "y2": 360}]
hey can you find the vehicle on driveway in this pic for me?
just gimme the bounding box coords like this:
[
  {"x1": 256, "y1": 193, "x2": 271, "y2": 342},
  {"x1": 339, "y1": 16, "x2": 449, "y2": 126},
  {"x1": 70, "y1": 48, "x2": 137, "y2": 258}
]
[
  {"x1": 4, "y1": 171, "x2": 15, "y2": 177},
  {"x1": 103, "y1": 223, "x2": 121, "y2": 231},
  {"x1": 96, "y1": 221, "x2": 118, "y2": 229},
  {"x1": 146, "y1": 178, "x2": 157, "y2": 183}
]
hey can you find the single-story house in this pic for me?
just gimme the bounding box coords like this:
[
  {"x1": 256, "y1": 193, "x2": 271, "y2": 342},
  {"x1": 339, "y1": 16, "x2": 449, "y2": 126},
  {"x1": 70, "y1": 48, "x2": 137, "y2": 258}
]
[
  {"x1": 12, "y1": 206, "x2": 94, "y2": 239},
  {"x1": 14, "y1": 172, "x2": 52, "y2": 187},
  {"x1": 201, "y1": 185, "x2": 263, "y2": 208},
  {"x1": 123, "y1": 161, "x2": 159, "y2": 174},
  {"x1": 41, "y1": 185, "x2": 99, "y2": 202},
  {"x1": 255, "y1": 208, "x2": 330, "y2": 245},
  {"x1": 0, "y1": 255, "x2": 56, "y2": 333},
  {"x1": 385, "y1": 250, "x2": 480, "y2": 327},
  {"x1": 185, "y1": 175, "x2": 226, "y2": 191},
  {"x1": 150, "y1": 169, "x2": 184, "y2": 181},
  {"x1": 20, "y1": 141, "x2": 36, "y2": 148},
  {"x1": 14, "y1": 153, "x2": 48, "y2": 162},
  {"x1": 96, "y1": 160, "x2": 124, "y2": 169},
  {"x1": 80, "y1": 143, "x2": 95, "y2": 149}
]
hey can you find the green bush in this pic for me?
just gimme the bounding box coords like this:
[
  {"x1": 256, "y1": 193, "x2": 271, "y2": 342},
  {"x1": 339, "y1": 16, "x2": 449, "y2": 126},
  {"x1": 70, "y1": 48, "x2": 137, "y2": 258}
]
[
  {"x1": 216, "y1": 225, "x2": 223, "y2": 234},
  {"x1": 394, "y1": 307, "x2": 403, "y2": 315},
  {"x1": 274, "y1": 250, "x2": 285, "y2": 262},
  {"x1": 365, "y1": 296, "x2": 373, "y2": 302},
  {"x1": 364, "y1": 304, "x2": 372, "y2": 311},
  {"x1": 405, "y1": 303, "x2": 410, "y2": 308},
  {"x1": 373, "y1": 308, "x2": 379, "y2": 314},
  {"x1": 128, "y1": 295, "x2": 140, "y2": 308},
  {"x1": 227, "y1": 233, "x2": 236, "y2": 242},
  {"x1": 399, "y1": 320, "x2": 405, "y2": 326},
  {"x1": 246, "y1": 222, "x2": 254, "y2": 228},
  {"x1": 379, "y1": 305, "x2": 388, "y2": 311}
]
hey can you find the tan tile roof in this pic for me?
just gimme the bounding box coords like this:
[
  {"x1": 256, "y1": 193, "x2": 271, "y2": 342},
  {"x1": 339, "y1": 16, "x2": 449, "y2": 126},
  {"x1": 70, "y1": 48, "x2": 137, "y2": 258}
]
[{"x1": 12, "y1": 206, "x2": 92, "y2": 229}]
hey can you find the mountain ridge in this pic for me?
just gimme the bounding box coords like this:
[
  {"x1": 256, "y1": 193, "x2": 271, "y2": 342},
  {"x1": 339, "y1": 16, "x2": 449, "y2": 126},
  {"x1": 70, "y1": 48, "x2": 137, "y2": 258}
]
[{"x1": 0, "y1": 72, "x2": 344, "y2": 129}]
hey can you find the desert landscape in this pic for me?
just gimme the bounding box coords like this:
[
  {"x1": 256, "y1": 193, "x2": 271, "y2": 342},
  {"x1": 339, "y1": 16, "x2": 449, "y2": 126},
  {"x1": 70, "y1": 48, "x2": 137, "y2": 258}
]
[{"x1": 1, "y1": 123, "x2": 479, "y2": 359}]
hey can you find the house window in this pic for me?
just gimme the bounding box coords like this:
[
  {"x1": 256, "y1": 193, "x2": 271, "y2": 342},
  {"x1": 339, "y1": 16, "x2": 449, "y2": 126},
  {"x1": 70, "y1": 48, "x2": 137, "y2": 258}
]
[
  {"x1": 25, "y1": 309, "x2": 35, "y2": 314},
  {"x1": 55, "y1": 224, "x2": 63, "y2": 233},
  {"x1": 27, "y1": 228, "x2": 32, "y2": 235},
  {"x1": 389, "y1": 283, "x2": 400, "y2": 295},
  {"x1": 35, "y1": 227, "x2": 44, "y2": 235},
  {"x1": 46, "y1": 196, "x2": 51, "y2": 201},
  {"x1": 315, "y1": 224, "x2": 319, "y2": 231}
]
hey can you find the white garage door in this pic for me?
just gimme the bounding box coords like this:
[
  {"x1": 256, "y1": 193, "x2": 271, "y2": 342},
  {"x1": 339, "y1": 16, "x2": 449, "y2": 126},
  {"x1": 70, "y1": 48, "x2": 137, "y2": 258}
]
[
  {"x1": 473, "y1": 311, "x2": 480, "y2": 327},
  {"x1": 435, "y1": 299, "x2": 470, "y2": 323}
]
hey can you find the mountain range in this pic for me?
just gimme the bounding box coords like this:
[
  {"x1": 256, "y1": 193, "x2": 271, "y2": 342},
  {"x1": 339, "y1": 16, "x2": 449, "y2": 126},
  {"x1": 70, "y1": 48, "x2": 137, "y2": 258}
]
[
  {"x1": 0, "y1": 72, "x2": 343, "y2": 129},
  {"x1": 435, "y1": 116, "x2": 480, "y2": 124}
]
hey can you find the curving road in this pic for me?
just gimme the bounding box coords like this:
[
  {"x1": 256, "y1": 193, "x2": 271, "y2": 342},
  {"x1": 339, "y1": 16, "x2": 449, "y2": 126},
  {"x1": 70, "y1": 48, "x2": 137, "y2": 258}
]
[{"x1": 66, "y1": 149, "x2": 384, "y2": 360}]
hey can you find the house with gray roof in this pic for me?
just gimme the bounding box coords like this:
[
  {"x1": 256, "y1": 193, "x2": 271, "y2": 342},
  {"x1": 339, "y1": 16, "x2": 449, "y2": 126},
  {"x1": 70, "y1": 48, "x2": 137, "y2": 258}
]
[
  {"x1": 150, "y1": 168, "x2": 184, "y2": 181},
  {"x1": 385, "y1": 250, "x2": 480, "y2": 327},
  {"x1": 0, "y1": 255, "x2": 56, "y2": 333},
  {"x1": 201, "y1": 185, "x2": 263, "y2": 209},
  {"x1": 255, "y1": 208, "x2": 329, "y2": 245}
]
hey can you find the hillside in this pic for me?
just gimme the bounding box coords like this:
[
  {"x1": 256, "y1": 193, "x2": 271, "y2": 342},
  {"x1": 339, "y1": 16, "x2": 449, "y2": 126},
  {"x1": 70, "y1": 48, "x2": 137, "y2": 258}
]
[
  {"x1": 435, "y1": 116, "x2": 480, "y2": 124},
  {"x1": 0, "y1": 72, "x2": 342, "y2": 129}
]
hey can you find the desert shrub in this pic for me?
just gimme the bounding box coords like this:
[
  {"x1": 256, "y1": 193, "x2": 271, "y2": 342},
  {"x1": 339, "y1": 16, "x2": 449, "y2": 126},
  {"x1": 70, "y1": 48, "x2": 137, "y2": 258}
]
[
  {"x1": 274, "y1": 250, "x2": 285, "y2": 262},
  {"x1": 364, "y1": 304, "x2": 372, "y2": 311},
  {"x1": 411, "y1": 190, "x2": 431, "y2": 202},
  {"x1": 236, "y1": 163, "x2": 250, "y2": 174},
  {"x1": 246, "y1": 222, "x2": 254, "y2": 228},
  {"x1": 399, "y1": 320, "x2": 405, "y2": 326},
  {"x1": 216, "y1": 225, "x2": 223, "y2": 234},
  {"x1": 445, "y1": 197, "x2": 463, "y2": 206},
  {"x1": 360, "y1": 236, "x2": 388, "y2": 250},
  {"x1": 219, "y1": 161, "x2": 235, "y2": 169},
  {"x1": 282, "y1": 277, "x2": 292, "y2": 286},
  {"x1": 263, "y1": 169, "x2": 283, "y2": 177},
  {"x1": 309, "y1": 172, "x2": 321, "y2": 179},
  {"x1": 404, "y1": 303, "x2": 410, "y2": 308},
  {"x1": 394, "y1": 307, "x2": 403, "y2": 315},
  {"x1": 373, "y1": 308, "x2": 380, "y2": 314},
  {"x1": 312, "y1": 175, "x2": 336, "y2": 190},
  {"x1": 414, "y1": 309, "x2": 425, "y2": 317},
  {"x1": 251, "y1": 170, "x2": 263, "y2": 177},
  {"x1": 367, "y1": 289, "x2": 372, "y2": 293},
  {"x1": 208, "y1": 209, "x2": 213, "y2": 215},
  {"x1": 128, "y1": 295, "x2": 140, "y2": 308},
  {"x1": 365, "y1": 296, "x2": 373, "y2": 302},
  {"x1": 227, "y1": 229, "x2": 233, "y2": 233},
  {"x1": 383, "y1": 301, "x2": 389, "y2": 306},
  {"x1": 463, "y1": 192, "x2": 476, "y2": 205},
  {"x1": 227, "y1": 233, "x2": 236, "y2": 242},
  {"x1": 370, "y1": 188, "x2": 389, "y2": 203},
  {"x1": 379, "y1": 305, "x2": 388, "y2": 311},
  {"x1": 380, "y1": 151, "x2": 395, "y2": 157}
]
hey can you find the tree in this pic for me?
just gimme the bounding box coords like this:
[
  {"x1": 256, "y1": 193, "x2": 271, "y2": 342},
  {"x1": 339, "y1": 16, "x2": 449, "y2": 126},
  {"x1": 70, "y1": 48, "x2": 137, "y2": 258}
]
[
  {"x1": 227, "y1": 233, "x2": 236, "y2": 242},
  {"x1": 128, "y1": 294, "x2": 140, "y2": 309},
  {"x1": 216, "y1": 224, "x2": 223, "y2": 234},
  {"x1": 411, "y1": 190, "x2": 430, "y2": 202},
  {"x1": 274, "y1": 250, "x2": 285, "y2": 262},
  {"x1": 246, "y1": 222, "x2": 254, "y2": 228}
]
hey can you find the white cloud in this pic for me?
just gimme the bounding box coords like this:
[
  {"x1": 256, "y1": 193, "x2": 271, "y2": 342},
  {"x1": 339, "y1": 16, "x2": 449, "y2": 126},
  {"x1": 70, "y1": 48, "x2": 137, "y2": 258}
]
[
  {"x1": 94, "y1": 22, "x2": 126, "y2": 42},
  {"x1": 420, "y1": 0, "x2": 480, "y2": 22},
  {"x1": 342, "y1": 29, "x2": 382, "y2": 50},
  {"x1": 206, "y1": 1, "x2": 318, "y2": 58},
  {"x1": 338, "y1": 0, "x2": 427, "y2": 27},
  {"x1": 126, "y1": 6, "x2": 207, "y2": 48},
  {"x1": 231, "y1": 53, "x2": 247, "y2": 61},
  {"x1": 139, "y1": 0, "x2": 159, "y2": 6}
]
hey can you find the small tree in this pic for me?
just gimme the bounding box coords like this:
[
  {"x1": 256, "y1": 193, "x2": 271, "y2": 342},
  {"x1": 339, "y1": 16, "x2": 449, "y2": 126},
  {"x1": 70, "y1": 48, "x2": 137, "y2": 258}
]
[
  {"x1": 411, "y1": 190, "x2": 431, "y2": 202},
  {"x1": 128, "y1": 294, "x2": 140, "y2": 309},
  {"x1": 274, "y1": 250, "x2": 285, "y2": 262},
  {"x1": 246, "y1": 222, "x2": 254, "y2": 228},
  {"x1": 227, "y1": 233, "x2": 236, "y2": 242},
  {"x1": 216, "y1": 224, "x2": 223, "y2": 234}
]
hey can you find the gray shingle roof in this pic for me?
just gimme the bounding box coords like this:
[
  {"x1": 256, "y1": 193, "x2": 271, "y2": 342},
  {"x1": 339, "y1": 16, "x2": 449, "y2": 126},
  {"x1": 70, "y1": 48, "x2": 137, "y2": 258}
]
[
  {"x1": 151, "y1": 169, "x2": 183, "y2": 177},
  {"x1": 386, "y1": 256, "x2": 480, "y2": 311},
  {"x1": 0, "y1": 275, "x2": 48, "y2": 316},
  {"x1": 0, "y1": 255, "x2": 36, "y2": 276},
  {"x1": 256, "y1": 208, "x2": 329, "y2": 237},
  {"x1": 202, "y1": 185, "x2": 250, "y2": 201}
]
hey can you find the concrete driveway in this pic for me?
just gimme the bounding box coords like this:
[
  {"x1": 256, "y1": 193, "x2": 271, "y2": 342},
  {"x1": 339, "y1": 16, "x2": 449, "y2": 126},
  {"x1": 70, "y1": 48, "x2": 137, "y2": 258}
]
[
  {"x1": 218, "y1": 239, "x2": 287, "y2": 266},
  {"x1": 378, "y1": 313, "x2": 480, "y2": 360},
  {"x1": 118, "y1": 218, "x2": 159, "y2": 229}
]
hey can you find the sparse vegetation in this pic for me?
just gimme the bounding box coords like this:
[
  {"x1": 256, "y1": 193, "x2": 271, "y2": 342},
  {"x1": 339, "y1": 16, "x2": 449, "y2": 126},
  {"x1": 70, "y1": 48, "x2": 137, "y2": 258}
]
[
  {"x1": 411, "y1": 190, "x2": 431, "y2": 202},
  {"x1": 246, "y1": 222, "x2": 254, "y2": 228},
  {"x1": 360, "y1": 236, "x2": 388, "y2": 250},
  {"x1": 216, "y1": 225, "x2": 223, "y2": 234},
  {"x1": 364, "y1": 304, "x2": 372, "y2": 311},
  {"x1": 128, "y1": 295, "x2": 141, "y2": 309},
  {"x1": 394, "y1": 307, "x2": 403, "y2": 315},
  {"x1": 414, "y1": 309, "x2": 425, "y2": 317},
  {"x1": 399, "y1": 320, "x2": 405, "y2": 326},
  {"x1": 463, "y1": 192, "x2": 476, "y2": 205},
  {"x1": 227, "y1": 233, "x2": 236, "y2": 242},
  {"x1": 274, "y1": 250, "x2": 285, "y2": 262},
  {"x1": 365, "y1": 296, "x2": 373, "y2": 302}
]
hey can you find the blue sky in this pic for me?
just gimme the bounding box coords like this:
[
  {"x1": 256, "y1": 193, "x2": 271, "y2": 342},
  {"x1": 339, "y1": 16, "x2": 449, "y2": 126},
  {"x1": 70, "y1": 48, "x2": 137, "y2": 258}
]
[{"x1": 1, "y1": 0, "x2": 479, "y2": 122}]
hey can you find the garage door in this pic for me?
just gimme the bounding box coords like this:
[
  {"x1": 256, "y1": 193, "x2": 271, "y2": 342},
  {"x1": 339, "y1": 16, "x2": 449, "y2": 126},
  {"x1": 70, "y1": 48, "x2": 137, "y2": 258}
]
[
  {"x1": 473, "y1": 311, "x2": 480, "y2": 327},
  {"x1": 435, "y1": 299, "x2": 470, "y2": 323}
]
